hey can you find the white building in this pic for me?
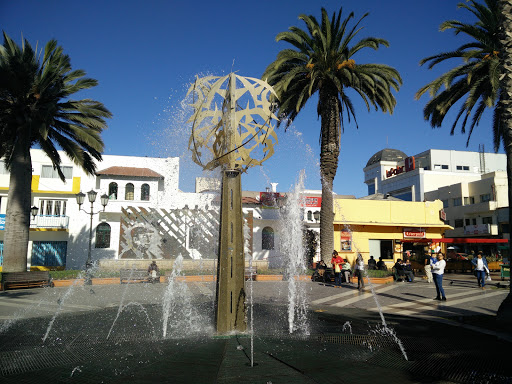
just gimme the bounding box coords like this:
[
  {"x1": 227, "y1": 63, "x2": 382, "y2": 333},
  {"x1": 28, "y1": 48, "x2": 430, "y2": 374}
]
[
  {"x1": 0, "y1": 149, "x2": 218, "y2": 270},
  {"x1": 424, "y1": 171, "x2": 509, "y2": 240},
  {"x1": 364, "y1": 148, "x2": 506, "y2": 202}
]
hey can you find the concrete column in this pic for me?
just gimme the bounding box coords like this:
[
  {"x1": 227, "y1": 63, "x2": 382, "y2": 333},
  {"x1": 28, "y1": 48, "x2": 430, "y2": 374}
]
[{"x1": 215, "y1": 169, "x2": 246, "y2": 333}]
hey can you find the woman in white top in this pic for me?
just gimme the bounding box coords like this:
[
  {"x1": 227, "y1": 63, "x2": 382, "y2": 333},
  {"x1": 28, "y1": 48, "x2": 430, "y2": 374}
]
[
  {"x1": 355, "y1": 254, "x2": 365, "y2": 290},
  {"x1": 431, "y1": 253, "x2": 446, "y2": 301},
  {"x1": 471, "y1": 252, "x2": 489, "y2": 289}
]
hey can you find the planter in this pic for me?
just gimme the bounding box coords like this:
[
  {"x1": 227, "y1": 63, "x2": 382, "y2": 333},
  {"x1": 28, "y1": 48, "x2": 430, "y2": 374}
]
[
  {"x1": 91, "y1": 278, "x2": 120, "y2": 285},
  {"x1": 350, "y1": 276, "x2": 393, "y2": 284},
  {"x1": 255, "y1": 275, "x2": 283, "y2": 281},
  {"x1": 53, "y1": 279, "x2": 84, "y2": 287},
  {"x1": 487, "y1": 262, "x2": 501, "y2": 271},
  {"x1": 174, "y1": 275, "x2": 216, "y2": 282}
]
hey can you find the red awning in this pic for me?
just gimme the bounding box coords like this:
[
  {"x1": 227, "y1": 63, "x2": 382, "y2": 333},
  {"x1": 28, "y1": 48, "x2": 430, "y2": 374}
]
[{"x1": 402, "y1": 238, "x2": 508, "y2": 244}]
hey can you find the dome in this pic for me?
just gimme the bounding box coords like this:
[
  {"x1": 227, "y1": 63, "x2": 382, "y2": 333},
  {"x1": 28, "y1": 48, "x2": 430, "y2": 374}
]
[{"x1": 366, "y1": 148, "x2": 408, "y2": 167}]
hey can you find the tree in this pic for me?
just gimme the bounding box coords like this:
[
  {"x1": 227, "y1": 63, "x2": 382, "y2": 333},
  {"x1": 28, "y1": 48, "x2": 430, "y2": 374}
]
[
  {"x1": 0, "y1": 32, "x2": 111, "y2": 272},
  {"x1": 497, "y1": 0, "x2": 512, "y2": 324},
  {"x1": 263, "y1": 8, "x2": 401, "y2": 263},
  {"x1": 415, "y1": 0, "x2": 502, "y2": 147}
]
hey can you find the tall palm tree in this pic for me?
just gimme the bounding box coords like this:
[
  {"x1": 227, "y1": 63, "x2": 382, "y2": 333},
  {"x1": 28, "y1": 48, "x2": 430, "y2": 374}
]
[
  {"x1": 497, "y1": 0, "x2": 512, "y2": 324},
  {"x1": 416, "y1": 0, "x2": 502, "y2": 147},
  {"x1": 0, "y1": 32, "x2": 111, "y2": 272},
  {"x1": 263, "y1": 7, "x2": 401, "y2": 263}
]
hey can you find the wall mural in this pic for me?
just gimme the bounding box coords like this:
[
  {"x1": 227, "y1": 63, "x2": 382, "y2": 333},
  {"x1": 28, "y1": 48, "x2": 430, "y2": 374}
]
[{"x1": 119, "y1": 206, "x2": 220, "y2": 259}]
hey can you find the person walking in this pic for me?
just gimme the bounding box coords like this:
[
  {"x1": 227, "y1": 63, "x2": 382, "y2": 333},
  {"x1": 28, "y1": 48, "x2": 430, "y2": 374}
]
[
  {"x1": 332, "y1": 250, "x2": 343, "y2": 287},
  {"x1": 432, "y1": 252, "x2": 446, "y2": 301},
  {"x1": 424, "y1": 253, "x2": 437, "y2": 283},
  {"x1": 471, "y1": 251, "x2": 489, "y2": 290},
  {"x1": 355, "y1": 254, "x2": 365, "y2": 290}
]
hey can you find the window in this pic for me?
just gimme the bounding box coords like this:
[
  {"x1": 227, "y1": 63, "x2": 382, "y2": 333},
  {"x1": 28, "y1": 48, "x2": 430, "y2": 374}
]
[
  {"x1": 456, "y1": 165, "x2": 470, "y2": 171},
  {"x1": 41, "y1": 165, "x2": 72, "y2": 179},
  {"x1": 454, "y1": 219, "x2": 464, "y2": 228},
  {"x1": 108, "y1": 182, "x2": 118, "y2": 200},
  {"x1": 262, "y1": 227, "x2": 274, "y2": 250},
  {"x1": 480, "y1": 193, "x2": 491, "y2": 203},
  {"x1": 125, "y1": 183, "x2": 134, "y2": 200},
  {"x1": 141, "y1": 184, "x2": 150, "y2": 201},
  {"x1": 95, "y1": 222, "x2": 111, "y2": 248},
  {"x1": 307, "y1": 211, "x2": 312, "y2": 221},
  {"x1": 472, "y1": 218, "x2": 477, "y2": 225},
  {"x1": 442, "y1": 200, "x2": 449, "y2": 208},
  {"x1": 464, "y1": 196, "x2": 475, "y2": 205},
  {"x1": 31, "y1": 241, "x2": 67, "y2": 266},
  {"x1": 453, "y1": 197, "x2": 462, "y2": 206},
  {"x1": 465, "y1": 218, "x2": 471, "y2": 226},
  {"x1": 435, "y1": 164, "x2": 449, "y2": 170},
  {"x1": 0, "y1": 161, "x2": 7, "y2": 174},
  {"x1": 39, "y1": 200, "x2": 67, "y2": 216},
  {"x1": 482, "y1": 216, "x2": 493, "y2": 225},
  {"x1": 368, "y1": 183, "x2": 375, "y2": 195}
]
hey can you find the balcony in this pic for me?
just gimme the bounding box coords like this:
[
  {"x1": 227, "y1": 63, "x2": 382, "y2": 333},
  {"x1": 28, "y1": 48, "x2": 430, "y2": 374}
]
[
  {"x1": 463, "y1": 224, "x2": 498, "y2": 236},
  {"x1": 30, "y1": 215, "x2": 69, "y2": 230}
]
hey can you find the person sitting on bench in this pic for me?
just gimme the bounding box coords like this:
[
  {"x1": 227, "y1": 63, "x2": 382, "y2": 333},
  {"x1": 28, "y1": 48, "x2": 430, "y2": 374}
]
[
  {"x1": 403, "y1": 259, "x2": 415, "y2": 282},
  {"x1": 377, "y1": 257, "x2": 387, "y2": 271},
  {"x1": 368, "y1": 256, "x2": 377, "y2": 270},
  {"x1": 148, "y1": 261, "x2": 160, "y2": 282},
  {"x1": 394, "y1": 259, "x2": 405, "y2": 280}
]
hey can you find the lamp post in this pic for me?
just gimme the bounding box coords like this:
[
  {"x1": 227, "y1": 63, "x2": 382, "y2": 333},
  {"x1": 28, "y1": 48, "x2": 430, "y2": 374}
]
[
  {"x1": 76, "y1": 190, "x2": 109, "y2": 284},
  {"x1": 313, "y1": 210, "x2": 320, "y2": 222}
]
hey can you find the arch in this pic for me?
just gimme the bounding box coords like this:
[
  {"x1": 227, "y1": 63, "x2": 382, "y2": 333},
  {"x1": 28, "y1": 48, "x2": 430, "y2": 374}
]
[
  {"x1": 125, "y1": 183, "x2": 134, "y2": 200},
  {"x1": 141, "y1": 183, "x2": 150, "y2": 201},
  {"x1": 108, "y1": 182, "x2": 118, "y2": 200},
  {"x1": 262, "y1": 226, "x2": 275, "y2": 250},
  {"x1": 95, "y1": 222, "x2": 111, "y2": 248}
]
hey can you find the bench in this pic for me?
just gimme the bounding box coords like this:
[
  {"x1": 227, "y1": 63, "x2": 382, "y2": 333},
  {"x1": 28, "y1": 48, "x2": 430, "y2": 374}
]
[
  {"x1": 392, "y1": 267, "x2": 406, "y2": 282},
  {"x1": 120, "y1": 269, "x2": 158, "y2": 284},
  {"x1": 1, "y1": 271, "x2": 53, "y2": 291},
  {"x1": 245, "y1": 266, "x2": 258, "y2": 280}
]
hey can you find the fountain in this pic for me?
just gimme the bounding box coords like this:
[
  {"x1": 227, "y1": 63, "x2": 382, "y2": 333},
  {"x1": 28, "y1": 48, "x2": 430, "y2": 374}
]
[{"x1": 0, "y1": 74, "x2": 511, "y2": 383}]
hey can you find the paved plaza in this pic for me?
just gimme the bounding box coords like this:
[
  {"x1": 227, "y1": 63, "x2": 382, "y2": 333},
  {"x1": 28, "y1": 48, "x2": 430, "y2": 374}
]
[{"x1": 0, "y1": 274, "x2": 510, "y2": 383}]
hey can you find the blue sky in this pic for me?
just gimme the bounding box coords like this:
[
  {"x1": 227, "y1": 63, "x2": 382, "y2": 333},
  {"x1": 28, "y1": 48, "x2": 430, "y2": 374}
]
[{"x1": 1, "y1": 0, "x2": 502, "y2": 197}]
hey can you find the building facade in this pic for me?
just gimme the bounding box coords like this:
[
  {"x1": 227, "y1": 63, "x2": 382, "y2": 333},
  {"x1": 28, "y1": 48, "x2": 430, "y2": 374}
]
[
  {"x1": 364, "y1": 148, "x2": 506, "y2": 202},
  {"x1": 0, "y1": 150, "x2": 218, "y2": 271}
]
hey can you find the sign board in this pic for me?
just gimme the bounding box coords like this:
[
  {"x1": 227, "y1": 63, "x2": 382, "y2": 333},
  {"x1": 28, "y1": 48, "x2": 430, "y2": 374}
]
[
  {"x1": 439, "y1": 209, "x2": 446, "y2": 221},
  {"x1": 464, "y1": 224, "x2": 490, "y2": 235},
  {"x1": 0, "y1": 214, "x2": 5, "y2": 231},
  {"x1": 304, "y1": 197, "x2": 321, "y2": 207},
  {"x1": 386, "y1": 156, "x2": 415, "y2": 179},
  {"x1": 260, "y1": 192, "x2": 281, "y2": 208},
  {"x1": 340, "y1": 231, "x2": 351, "y2": 251},
  {"x1": 403, "y1": 227, "x2": 426, "y2": 239}
]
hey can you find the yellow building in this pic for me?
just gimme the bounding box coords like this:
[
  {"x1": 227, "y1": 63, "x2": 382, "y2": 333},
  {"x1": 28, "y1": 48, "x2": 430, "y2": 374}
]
[{"x1": 333, "y1": 198, "x2": 451, "y2": 269}]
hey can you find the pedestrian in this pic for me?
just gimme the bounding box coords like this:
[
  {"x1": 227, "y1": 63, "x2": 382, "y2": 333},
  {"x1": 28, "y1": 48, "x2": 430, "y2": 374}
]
[
  {"x1": 341, "y1": 260, "x2": 352, "y2": 284},
  {"x1": 355, "y1": 254, "x2": 365, "y2": 290},
  {"x1": 368, "y1": 256, "x2": 377, "y2": 270},
  {"x1": 377, "y1": 256, "x2": 387, "y2": 271},
  {"x1": 471, "y1": 251, "x2": 489, "y2": 290},
  {"x1": 432, "y1": 252, "x2": 446, "y2": 301},
  {"x1": 424, "y1": 253, "x2": 436, "y2": 283},
  {"x1": 332, "y1": 250, "x2": 343, "y2": 287}
]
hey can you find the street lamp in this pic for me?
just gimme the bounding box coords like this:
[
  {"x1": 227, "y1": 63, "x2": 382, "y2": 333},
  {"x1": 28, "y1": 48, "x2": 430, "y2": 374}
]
[
  {"x1": 30, "y1": 206, "x2": 39, "y2": 219},
  {"x1": 313, "y1": 211, "x2": 320, "y2": 222},
  {"x1": 76, "y1": 189, "x2": 109, "y2": 284}
]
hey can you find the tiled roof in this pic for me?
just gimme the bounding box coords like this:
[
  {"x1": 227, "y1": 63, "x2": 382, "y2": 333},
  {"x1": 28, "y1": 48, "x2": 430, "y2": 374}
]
[
  {"x1": 366, "y1": 148, "x2": 407, "y2": 167},
  {"x1": 242, "y1": 197, "x2": 260, "y2": 204},
  {"x1": 96, "y1": 166, "x2": 163, "y2": 178}
]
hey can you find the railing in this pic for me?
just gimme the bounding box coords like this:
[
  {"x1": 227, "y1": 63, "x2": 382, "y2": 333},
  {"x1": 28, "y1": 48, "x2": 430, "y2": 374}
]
[{"x1": 30, "y1": 215, "x2": 69, "y2": 229}]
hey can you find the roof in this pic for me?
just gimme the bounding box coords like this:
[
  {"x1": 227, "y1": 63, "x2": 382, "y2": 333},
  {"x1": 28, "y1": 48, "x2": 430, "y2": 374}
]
[
  {"x1": 96, "y1": 166, "x2": 163, "y2": 178},
  {"x1": 358, "y1": 193, "x2": 403, "y2": 201},
  {"x1": 366, "y1": 148, "x2": 408, "y2": 167},
  {"x1": 242, "y1": 197, "x2": 260, "y2": 204}
]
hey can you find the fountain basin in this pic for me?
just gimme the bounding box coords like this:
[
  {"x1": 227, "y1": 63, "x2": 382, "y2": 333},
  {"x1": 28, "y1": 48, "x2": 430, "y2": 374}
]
[{"x1": 350, "y1": 276, "x2": 394, "y2": 284}]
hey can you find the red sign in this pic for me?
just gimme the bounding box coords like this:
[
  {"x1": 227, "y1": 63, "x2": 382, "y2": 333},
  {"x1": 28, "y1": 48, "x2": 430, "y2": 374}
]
[
  {"x1": 439, "y1": 209, "x2": 446, "y2": 221},
  {"x1": 386, "y1": 156, "x2": 415, "y2": 178},
  {"x1": 403, "y1": 227, "x2": 426, "y2": 239},
  {"x1": 405, "y1": 156, "x2": 415, "y2": 172},
  {"x1": 304, "y1": 197, "x2": 322, "y2": 207}
]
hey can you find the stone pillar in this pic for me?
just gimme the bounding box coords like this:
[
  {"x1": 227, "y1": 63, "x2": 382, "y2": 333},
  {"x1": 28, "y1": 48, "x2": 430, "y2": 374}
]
[{"x1": 215, "y1": 169, "x2": 246, "y2": 333}]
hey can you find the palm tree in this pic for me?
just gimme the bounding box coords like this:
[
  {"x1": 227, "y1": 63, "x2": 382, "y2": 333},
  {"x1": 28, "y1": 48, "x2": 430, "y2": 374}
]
[
  {"x1": 416, "y1": 0, "x2": 502, "y2": 147},
  {"x1": 263, "y1": 7, "x2": 401, "y2": 264},
  {"x1": 0, "y1": 32, "x2": 111, "y2": 272},
  {"x1": 497, "y1": 0, "x2": 512, "y2": 324}
]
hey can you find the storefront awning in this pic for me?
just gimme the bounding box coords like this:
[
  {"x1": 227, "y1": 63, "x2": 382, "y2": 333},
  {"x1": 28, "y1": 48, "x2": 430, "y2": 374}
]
[{"x1": 402, "y1": 238, "x2": 508, "y2": 244}]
